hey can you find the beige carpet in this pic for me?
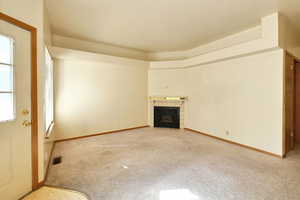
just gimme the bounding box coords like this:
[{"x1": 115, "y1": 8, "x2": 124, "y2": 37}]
[
  {"x1": 46, "y1": 127, "x2": 300, "y2": 200},
  {"x1": 23, "y1": 186, "x2": 88, "y2": 200}
]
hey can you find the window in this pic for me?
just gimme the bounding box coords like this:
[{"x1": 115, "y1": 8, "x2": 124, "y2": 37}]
[
  {"x1": 0, "y1": 34, "x2": 15, "y2": 122},
  {"x1": 45, "y1": 47, "x2": 54, "y2": 134}
]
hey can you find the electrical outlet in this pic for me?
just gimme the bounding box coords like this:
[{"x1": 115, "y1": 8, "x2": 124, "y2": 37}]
[{"x1": 226, "y1": 130, "x2": 230, "y2": 135}]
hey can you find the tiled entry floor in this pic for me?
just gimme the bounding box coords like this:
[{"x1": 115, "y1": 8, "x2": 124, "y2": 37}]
[
  {"x1": 23, "y1": 186, "x2": 88, "y2": 200},
  {"x1": 46, "y1": 128, "x2": 300, "y2": 200}
]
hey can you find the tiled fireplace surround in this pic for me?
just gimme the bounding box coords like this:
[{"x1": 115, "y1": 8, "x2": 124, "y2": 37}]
[{"x1": 149, "y1": 97, "x2": 187, "y2": 129}]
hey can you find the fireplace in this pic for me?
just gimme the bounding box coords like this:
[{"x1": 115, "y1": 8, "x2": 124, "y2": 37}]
[{"x1": 154, "y1": 106, "x2": 180, "y2": 129}]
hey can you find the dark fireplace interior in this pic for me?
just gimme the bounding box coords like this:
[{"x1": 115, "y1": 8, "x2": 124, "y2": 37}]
[{"x1": 154, "y1": 106, "x2": 180, "y2": 129}]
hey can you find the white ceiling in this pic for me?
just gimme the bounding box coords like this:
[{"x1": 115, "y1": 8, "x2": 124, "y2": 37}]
[{"x1": 45, "y1": 0, "x2": 300, "y2": 52}]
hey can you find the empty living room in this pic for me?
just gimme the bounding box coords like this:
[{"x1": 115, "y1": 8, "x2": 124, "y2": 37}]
[{"x1": 1, "y1": 0, "x2": 300, "y2": 199}]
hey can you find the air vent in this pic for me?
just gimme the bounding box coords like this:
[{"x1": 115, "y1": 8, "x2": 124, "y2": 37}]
[{"x1": 52, "y1": 156, "x2": 62, "y2": 165}]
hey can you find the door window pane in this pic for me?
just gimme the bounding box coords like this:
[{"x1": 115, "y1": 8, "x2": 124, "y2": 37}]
[
  {"x1": 0, "y1": 35, "x2": 12, "y2": 64},
  {"x1": 0, "y1": 93, "x2": 14, "y2": 121},
  {"x1": 0, "y1": 65, "x2": 13, "y2": 91},
  {"x1": 0, "y1": 34, "x2": 14, "y2": 122}
]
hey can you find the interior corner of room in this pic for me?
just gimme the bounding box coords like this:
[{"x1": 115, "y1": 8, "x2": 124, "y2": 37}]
[{"x1": 1, "y1": 0, "x2": 300, "y2": 199}]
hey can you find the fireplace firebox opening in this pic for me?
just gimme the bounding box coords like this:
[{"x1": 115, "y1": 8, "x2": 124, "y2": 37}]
[{"x1": 154, "y1": 106, "x2": 180, "y2": 129}]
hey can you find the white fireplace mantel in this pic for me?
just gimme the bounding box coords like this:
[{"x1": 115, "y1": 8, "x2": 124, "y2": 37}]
[
  {"x1": 149, "y1": 96, "x2": 187, "y2": 129},
  {"x1": 149, "y1": 96, "x2": 188, "y2": 103}
]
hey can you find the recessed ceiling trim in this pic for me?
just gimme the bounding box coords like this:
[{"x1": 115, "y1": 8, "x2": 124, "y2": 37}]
[
  {"x1": 52, "y1": 24, "x2": 263, "y2": 61},
  {"x1": 46, "y1": 0, "x2": 300, "y2": 52}
]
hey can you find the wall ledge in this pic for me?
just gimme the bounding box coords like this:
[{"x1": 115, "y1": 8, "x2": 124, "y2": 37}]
[{"x1": 50, "y1": 46, "x2": 149, "y2": 67}]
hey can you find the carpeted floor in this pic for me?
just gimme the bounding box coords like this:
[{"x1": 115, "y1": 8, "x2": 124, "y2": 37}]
[{"x1": 45, "y1": 127, "x2": 300, "y2": 200}]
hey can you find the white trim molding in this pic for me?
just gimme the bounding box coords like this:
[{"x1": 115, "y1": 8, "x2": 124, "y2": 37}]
[
  {"x1": 52, "y1": 34, "x2": 149, "y2": 60},
  {"x1": 49, "y1": 46, "x2": 149, "y2": 67}
]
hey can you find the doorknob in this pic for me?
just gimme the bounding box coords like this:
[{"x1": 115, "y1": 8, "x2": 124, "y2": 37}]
[{"x1": 22, "y1": 120, "x2": 32, "y2": 127}]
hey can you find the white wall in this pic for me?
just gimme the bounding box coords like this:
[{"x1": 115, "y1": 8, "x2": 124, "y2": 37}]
[
  {"x1": 148, "y1": 68, "x2": 186, "y2": 96},
  {"x1": 148, "y1": 49, "x2": 284, "y2": 156},
  {"x1": 52, "y1": 50, "x2": 148, "y2": 140},
  {"x1": 186, "y1": 49, "x2": 284, "y2": 156},
  {"x1": 147, "y1": 13, "x2": 285, "y2": 156},
  {"x1": 44, "y1": 7, "x2": 52, "y2": 47}
]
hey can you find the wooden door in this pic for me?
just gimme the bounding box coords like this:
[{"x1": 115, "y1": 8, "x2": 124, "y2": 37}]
[{"x1": 0, "y1": 19, "x2": 33, "y2": 199}]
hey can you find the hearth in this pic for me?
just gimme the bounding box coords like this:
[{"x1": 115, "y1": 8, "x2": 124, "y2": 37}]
[{"x1": 154, "y1": 106, "x2": 180, "y2": 129}]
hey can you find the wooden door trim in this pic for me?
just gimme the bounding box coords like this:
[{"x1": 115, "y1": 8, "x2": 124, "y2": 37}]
[
  {"x1": 294, "y1": 61, "x2": 300, "y2": 145},
  {"x1": 294, "y1": 61, "x2": 297, "y2": 146},
  {"x1": 287, "y1": 51, "x2": 300, "y2": 63},
  {"x1": 0, "y1": 12, "x2": 39, "y2": 190},
  {"x1": 284, "y1": 51, "x2": 292, "y2": 156},
  {"x1": 284, "y1": 51, "x2": 300, "y2": 156}
]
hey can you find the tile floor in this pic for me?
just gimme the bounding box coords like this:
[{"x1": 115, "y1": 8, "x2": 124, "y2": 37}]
[{"x1": 23, "y1": 186, "x2": 88, "y2": 200}]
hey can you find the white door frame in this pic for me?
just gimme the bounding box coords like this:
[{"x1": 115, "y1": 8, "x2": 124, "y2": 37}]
[{"x1": 0, "y1": 12, "x2": 39, "y2": 190}]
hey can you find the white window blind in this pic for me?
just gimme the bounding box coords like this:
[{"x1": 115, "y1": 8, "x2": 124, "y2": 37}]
[{"x1": 45, "y1": 47, "x2": 54, "y2": 134}]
